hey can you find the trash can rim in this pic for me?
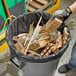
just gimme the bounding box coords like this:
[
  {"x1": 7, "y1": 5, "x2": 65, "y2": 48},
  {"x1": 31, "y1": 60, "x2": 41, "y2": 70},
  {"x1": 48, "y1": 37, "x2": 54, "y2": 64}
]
[{"x1": 6, "y1": 12, "x2": 71, "y2": 63}]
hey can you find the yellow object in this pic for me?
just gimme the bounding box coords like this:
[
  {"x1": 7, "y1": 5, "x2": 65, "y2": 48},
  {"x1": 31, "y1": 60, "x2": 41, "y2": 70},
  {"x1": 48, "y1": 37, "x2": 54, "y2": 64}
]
[
  {"x1": 47, "y1": 0, "x2": 60, "y2": 13},
  {"x1": 0, "y1": 42, "x2": 8, "y2": 53},
  {"x1": 2, "y1": 15, "x2": 16, "y2": 30},
  {"x1": 0, "y1": 15, "x2": 16, "y2": 41},
  {"x1": 0, "y1": 15, "x2": 16, "y2": 53},
  {"x1": 0, "y1": 0, "x2": 60, "y2": 53},
  {"x1": 0, "y1": 30, "x2": 6, "y2": 41}
]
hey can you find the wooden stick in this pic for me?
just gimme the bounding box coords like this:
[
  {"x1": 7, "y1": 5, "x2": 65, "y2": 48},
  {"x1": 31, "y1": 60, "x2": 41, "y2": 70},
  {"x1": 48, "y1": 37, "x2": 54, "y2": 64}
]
[
  {"x1": 55, "y1": 31, "x2": 63, "y2": 48},
  {"x1": 29, "y1": 22, "x2": 34, "y2": 36},
  {"x1": 24, "y1": 16, "x2": 42, "y2": 55},
  {"x1": 44, "y1": 48, "x2": 52, "y2": 56},
  {"x1": 28, "y1": 50, "x2": 41, "y2": 56},
  {"x1": 24, "y1": 22, "x2": 34, "y2": 46},
  {"x1": 44, "y1": 43, "x2": 54, "y2": 56},
  {"x1": 63, "y1": 27, "x2": 69, "y2": 45},
  {"x1": 40, "y1": 43, "x2": 52, "y2": 56},
  {"x1": 29, "y1": 35, "x2": 55, "y2": 51},
  {"x1": 15, "y1": 42, "x2": 25, "y2": 54}
]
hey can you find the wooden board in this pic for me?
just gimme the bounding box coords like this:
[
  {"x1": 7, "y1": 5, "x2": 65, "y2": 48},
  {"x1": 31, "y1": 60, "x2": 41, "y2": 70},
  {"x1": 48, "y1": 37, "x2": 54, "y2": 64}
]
[
  {"x1": 27, "y1": 6, "x2": 36, "y2": 12},
  {"x1": 15, "y1": 42, "x2": 25, "y2": 54},
  {"x1": 34, "y1": 0, "x2": 47, "y2": 5},
  {"x1": 28, "y1": 1, "x2": 43, "y2": 9},
  {"x1": 29, "y1": 35, "x2": 55, "y2": 50}
]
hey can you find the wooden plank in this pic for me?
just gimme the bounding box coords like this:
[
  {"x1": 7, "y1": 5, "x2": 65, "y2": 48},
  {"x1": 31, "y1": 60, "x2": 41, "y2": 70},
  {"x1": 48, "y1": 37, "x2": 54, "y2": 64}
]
[
  {"x1": 24, "y1": 22, "x2": 34, "y2": 46},
  {"x1": 24, "y1": 17, "x2": 42, "y2": 55},
  {"x1": 45, "y1": 18, "x2": 62, "y2": 32},
  {"x1": 29, "y1": 35, "x2": 55, "y2": 51},
  {"x1": 27, "y1": 6, "x2": 36, "y2": 12},
  {"x1": 40, "y1": 18, "x2": 62, "y2": 33},
  {"x1": 28, "y1": 50, "x2": 41, "y2": 56},
  {"x1": 40, "y1": 43, "x2": 52, "y2": 56},
  {"x1": 34, "y1": 0, "x2": 48, "y2": 5},
  {"x1": 28, "y1": 22, "x2": 34, "y2": 36},
  {"x1": 15, "y1": 42, "x2": 25, "y2": 54},
  {"x1": 26, "y1": 0, "x2": 47, "y2": 5},
  {"x1": 28, "y1": 1, "x2": 43, "y2": 9}
]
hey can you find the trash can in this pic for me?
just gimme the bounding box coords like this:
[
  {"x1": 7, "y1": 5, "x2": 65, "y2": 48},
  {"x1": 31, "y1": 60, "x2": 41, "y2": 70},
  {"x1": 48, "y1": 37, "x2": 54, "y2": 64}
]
[{"x1": 6, "y1": 11, "x2": 71, "y2": 76}]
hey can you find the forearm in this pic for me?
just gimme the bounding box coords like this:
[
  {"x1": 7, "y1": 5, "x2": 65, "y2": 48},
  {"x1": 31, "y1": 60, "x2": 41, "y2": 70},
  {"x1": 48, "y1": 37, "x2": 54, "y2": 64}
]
[
  {"x1": 52, "y1": 2, "x2": 76, "y2": 21},
  {"x1": 69, "y1": 2, "x2": 76, "y2": 13}
]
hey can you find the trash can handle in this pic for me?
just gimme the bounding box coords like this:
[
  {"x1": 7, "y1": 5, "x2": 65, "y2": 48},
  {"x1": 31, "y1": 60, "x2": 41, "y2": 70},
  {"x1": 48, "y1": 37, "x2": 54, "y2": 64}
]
[{"x1": 10, "y1": 58, "x2": 20, "y2": 69}]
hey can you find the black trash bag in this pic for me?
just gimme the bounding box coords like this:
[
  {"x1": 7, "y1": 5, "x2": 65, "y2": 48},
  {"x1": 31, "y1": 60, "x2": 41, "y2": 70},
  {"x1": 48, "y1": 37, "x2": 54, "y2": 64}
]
[{"x1": 6, "y1": 11, "x2": 71, "y2": 69}]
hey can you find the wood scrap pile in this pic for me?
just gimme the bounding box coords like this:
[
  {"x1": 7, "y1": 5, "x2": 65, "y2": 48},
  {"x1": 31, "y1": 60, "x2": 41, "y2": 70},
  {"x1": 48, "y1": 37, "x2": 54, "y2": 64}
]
[{"x1": 13, "y1": 21, "x2": 69, "y2": 57}]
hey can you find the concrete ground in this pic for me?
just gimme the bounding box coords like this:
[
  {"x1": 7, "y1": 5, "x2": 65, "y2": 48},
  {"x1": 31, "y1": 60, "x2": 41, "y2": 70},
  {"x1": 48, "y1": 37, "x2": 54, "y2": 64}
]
[
  {"x1": 0, "y1": 0, "x2": 76, "y2": 76},
  {"x1": 55, "y1": 0, "x2": 76, "y2": 76}
]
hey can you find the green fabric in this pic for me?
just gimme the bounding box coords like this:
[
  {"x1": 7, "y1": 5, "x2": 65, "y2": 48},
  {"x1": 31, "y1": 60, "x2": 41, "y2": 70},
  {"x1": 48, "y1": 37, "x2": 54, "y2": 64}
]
[
  {"x1": 0, "y1": 0, "x2": 7, "y2": 32},
  {"x1": 24, "y1": 0, "x2": 27, "y2": 12},
  {"x1": 0, "y1": 0, "x2": 27, "y2": 32}
]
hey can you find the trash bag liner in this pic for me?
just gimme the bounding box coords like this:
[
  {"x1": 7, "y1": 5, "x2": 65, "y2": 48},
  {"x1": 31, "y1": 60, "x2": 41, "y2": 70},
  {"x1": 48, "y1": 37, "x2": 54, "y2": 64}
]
[{"x1": 6, "y1": 11, "x2": 71, "y2": 69}]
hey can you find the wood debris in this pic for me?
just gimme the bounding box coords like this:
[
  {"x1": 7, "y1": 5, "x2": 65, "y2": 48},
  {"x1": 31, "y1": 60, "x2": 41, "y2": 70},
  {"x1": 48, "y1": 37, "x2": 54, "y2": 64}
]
[
  {"x1": 29, "y1": 35, "x2": 55, "y2": 51},
  {"x1": 24, "y1": 22, "x2": 34, "y2": 46},
  {"x1": 40, "y1": 43, "x2": 53, "y2": 56},
  {"x1": 24, "y1": 17, "x2": 42, "y2": 55},
  {"x1": 28, "y1": 50, "x2": 41, "y2": 56},
  {"x1": 40, "y1": 18, "x2": 63, "y2": 33},
  {"x1": 15, "y1": 42, "x2": 25, "y2": 54},
  {"x1": 13, "y1": 22, "x2": 69, "y2": 57},
  {"x1": 63, "y1": 27, "x2": 69, "y2": 45},
  {"x1": 55, "y1": 31, "x2": 63, "y2": 49}
]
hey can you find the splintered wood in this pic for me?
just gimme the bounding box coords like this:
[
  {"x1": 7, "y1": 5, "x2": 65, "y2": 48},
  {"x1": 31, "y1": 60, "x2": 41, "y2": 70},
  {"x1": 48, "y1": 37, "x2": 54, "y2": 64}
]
[
  {"x1": 40, "y1": 18, "x2": 63, "y2": 33},
  {"x1": 29, "y1": 35, "x2": 55, "y2": 51},
  {"x1": 15, "y1": 42, "x2": 25, "y2": 54},
  {"x1": 63, "y1": 28, "x2": 69, "y2": 45},
  {"x1": 13, "y1": 21, "x2": 69, "y2": 57},
  {"x1": 40, "y1": 43, "x2": 53, "y2": 56},
  {"x1": 24, "y1": 17, "x2": 42, "y2": 55}
]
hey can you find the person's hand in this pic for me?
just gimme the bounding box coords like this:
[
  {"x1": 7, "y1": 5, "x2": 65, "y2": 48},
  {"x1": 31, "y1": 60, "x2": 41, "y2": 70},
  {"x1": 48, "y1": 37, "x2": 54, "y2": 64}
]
[
  {"x1": 52, "y1": 1, "x2": 76, "y2": 21},
  {"x1": 52, "y1": 7, "x2": 72, "y2": 21}
]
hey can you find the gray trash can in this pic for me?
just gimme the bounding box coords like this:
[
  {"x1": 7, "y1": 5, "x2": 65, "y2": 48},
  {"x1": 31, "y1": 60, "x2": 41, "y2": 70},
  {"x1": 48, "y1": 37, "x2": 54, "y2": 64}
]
[{"x1": 6, "y1": 12, "x2": 71, "y2": 76}]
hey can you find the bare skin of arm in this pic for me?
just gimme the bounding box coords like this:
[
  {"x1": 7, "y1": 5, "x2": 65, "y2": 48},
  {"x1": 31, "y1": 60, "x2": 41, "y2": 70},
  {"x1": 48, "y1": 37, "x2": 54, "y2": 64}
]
[{"x1": 69, "y1": 2, "x2": 76, "y2": 13}]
